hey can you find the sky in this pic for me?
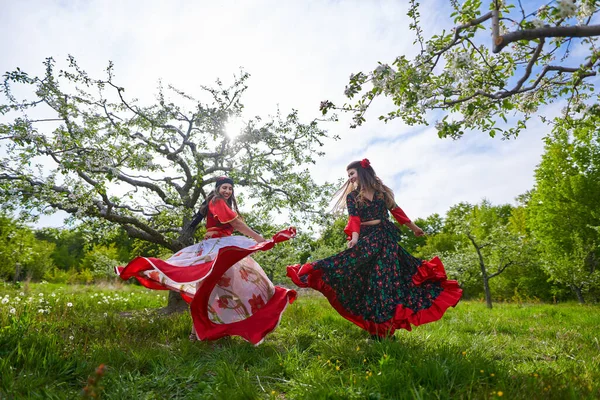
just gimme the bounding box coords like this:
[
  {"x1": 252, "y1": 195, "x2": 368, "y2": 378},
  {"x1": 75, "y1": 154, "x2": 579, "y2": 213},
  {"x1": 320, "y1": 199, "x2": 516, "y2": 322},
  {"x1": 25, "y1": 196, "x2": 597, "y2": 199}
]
[{"x1": 1, "y1": 0, "x2": 553, "y2": 227}]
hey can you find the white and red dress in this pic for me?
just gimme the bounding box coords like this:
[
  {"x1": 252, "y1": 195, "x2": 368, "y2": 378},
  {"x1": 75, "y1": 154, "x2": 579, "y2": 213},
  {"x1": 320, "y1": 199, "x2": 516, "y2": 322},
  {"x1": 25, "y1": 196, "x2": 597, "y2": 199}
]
[{"x1": 116, "y1": 198, "x2": 297, "y2": 345}]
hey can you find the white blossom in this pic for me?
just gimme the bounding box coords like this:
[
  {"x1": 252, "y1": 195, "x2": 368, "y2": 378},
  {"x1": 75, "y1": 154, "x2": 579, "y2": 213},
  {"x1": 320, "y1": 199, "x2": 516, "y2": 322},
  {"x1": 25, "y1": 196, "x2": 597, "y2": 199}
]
[
  {"x1": 532, "y1": 19, "x2": 545, "y2": 28},
  {"x1": 67, "y1": 302, "x2": 73, "y2": 307},
  {"x1": 1, "y1": 297, "x2": 8, "y2": 304},
  {"x1": 557, "y1": 0, "x2": 577, "y2": 18},
  {"x1": 69, "y1": 335, "x2": 74, "y2": 340},
  {"x1": 537, "y1": 5, "x2": 548, "y2": 15},
  {"x1": 9, "y1": 308, "x2": 16, "y2": 314},
  {"x1": 579, "y1": 1, "x2": 597, "y2": 18}
]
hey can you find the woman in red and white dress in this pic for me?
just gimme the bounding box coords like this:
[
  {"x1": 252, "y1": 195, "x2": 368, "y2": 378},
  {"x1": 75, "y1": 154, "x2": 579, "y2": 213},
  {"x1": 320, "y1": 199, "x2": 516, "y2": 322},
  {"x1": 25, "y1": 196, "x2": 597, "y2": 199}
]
[{"x1": 116, "y1": 176, "x2": 297, "y2": 345}]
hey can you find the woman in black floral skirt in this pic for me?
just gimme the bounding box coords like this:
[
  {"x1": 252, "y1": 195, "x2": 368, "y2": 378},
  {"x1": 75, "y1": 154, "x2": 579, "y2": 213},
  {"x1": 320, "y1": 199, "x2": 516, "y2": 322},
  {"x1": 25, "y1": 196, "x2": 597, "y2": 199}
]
[{"x1": 287, "y1": 159, "x2": 462, "y2": 339}]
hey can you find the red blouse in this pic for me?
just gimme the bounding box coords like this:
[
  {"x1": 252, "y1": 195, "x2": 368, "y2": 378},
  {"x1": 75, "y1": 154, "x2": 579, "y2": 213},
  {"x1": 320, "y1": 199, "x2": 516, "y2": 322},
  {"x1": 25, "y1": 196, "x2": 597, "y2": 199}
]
[{"x1": 205, "y1": 198, "x2": 238, "y2": 238}]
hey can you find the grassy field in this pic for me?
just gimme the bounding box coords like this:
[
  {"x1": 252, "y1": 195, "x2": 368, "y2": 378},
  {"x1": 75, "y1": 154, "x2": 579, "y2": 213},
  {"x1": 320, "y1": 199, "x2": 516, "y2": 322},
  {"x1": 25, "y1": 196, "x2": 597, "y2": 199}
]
[{"x1": 0, "y1": 282, "x2": 599, "y2": 399}]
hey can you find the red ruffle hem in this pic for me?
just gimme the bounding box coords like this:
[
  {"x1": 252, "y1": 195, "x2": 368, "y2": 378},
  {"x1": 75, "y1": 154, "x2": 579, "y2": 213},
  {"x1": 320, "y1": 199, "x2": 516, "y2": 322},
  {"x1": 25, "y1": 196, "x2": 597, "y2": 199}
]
[
  {"x1": 116, "y1": 228, "x2": 298, "y2": 345},
  {"x1": 286, "y1": 256, "x2": 462, "y2": 336}
]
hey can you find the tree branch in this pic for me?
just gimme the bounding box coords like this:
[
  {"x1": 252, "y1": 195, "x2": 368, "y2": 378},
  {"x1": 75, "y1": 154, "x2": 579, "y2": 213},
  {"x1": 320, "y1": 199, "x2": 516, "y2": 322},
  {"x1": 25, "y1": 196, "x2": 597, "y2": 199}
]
[{"x1": 494, "y1": 24, "x2": 600, "y2": 53}]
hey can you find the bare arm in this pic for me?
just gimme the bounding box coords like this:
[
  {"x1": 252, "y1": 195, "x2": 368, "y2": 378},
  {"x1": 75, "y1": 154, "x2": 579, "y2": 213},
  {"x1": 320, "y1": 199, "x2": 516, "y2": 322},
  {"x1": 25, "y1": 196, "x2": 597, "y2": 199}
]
[
  {"x1": 348, "y1": 232, "x2": 359, "y2": 248},
  {"x1": 405, "y1": 221, "x2": 425, "y2": 237},
  {"x1": 230, "y1": 218, "x2": 266, "y2": 243}
]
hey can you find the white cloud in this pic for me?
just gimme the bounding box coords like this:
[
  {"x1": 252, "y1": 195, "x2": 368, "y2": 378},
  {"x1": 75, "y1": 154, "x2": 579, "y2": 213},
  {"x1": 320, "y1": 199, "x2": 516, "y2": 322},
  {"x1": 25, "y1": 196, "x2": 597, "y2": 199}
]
[{"x1": 1, "y1": 0, "x2": 548, "y2": 228}]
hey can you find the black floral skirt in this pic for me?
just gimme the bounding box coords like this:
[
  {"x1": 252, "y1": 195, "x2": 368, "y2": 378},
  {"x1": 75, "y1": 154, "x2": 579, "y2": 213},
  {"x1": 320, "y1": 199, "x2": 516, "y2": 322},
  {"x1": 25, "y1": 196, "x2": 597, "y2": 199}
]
[{"x1": 287, "y1": 220, "x2": 462, "y2": 336}]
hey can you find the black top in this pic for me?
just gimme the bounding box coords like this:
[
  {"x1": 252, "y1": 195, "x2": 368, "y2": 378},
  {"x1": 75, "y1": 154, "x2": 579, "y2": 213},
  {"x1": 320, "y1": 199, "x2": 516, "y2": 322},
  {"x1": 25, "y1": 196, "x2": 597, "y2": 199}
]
[{"x1": 346, "y1": 190, "x2": 389, "y2": 221}]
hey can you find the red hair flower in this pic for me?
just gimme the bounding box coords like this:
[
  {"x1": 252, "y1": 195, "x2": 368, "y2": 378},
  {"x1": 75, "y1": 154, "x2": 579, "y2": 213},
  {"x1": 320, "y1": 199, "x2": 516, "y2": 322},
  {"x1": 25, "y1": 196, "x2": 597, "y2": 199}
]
[{"x1": 360, "y1": 158, "x2": 371, "y2": 168}]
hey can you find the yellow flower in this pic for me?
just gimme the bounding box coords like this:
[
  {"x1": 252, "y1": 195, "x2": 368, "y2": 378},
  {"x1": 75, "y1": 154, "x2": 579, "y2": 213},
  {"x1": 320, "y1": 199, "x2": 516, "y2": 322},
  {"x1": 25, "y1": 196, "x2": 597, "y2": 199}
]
[
  {"x1": 480, "y1": 370, "x2": 484, "y2": 373},
  {"x1": 497, "y1": 391, "x2": 503, "y2": 397},
  {"x1": 533, "y1": 373, "x2": 538, "y2": 377},
  {"x1": 462, "y1": 351, "x2": 466, "y2": 356},
  {"x1": 363, "y1": 358, "x2": 367, "y2": 363},
  {"x1": 356, "y1": 346, "x2": 360, "y2": 351},
  {"x1": 490, "y1": 373, "x2": 495, "y2": 377},
  {"x1": 336, "y1": 366, "x2": 340, "y2": 371},
  {"x1": 271, "y1": 390, "x2": 276, "y2": 395}
]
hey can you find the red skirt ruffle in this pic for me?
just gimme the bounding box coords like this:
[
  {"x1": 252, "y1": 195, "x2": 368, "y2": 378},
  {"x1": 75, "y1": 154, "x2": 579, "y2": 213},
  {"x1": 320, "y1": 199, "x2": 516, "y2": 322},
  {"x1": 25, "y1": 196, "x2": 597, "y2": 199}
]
[
  {"x1": 286, "y1": 256, "x2": 462, "y2": 336},
  {"x1": 116, "y1": 228, "x2": 297, "y2": 345}
]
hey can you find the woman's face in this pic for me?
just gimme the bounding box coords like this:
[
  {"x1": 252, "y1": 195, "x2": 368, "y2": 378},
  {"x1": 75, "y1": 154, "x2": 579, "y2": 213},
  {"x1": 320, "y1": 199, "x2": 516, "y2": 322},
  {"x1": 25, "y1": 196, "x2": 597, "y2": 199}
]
[
  {"x1": 218, "y1": 183, "x2": 233, "y2": 199},
  {"x1": 347, "y1": 168, "x2": 359, "y2": 185}
]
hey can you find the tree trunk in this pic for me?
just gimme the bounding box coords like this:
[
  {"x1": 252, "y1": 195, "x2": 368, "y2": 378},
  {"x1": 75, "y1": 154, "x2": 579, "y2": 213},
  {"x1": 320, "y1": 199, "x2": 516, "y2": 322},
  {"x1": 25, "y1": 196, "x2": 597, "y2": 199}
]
[
  {"x1": 160, "y1": 234, "x2": 191, "y2": 314},
  {"x1": 159, "y1": 291, "x2": 190, "y2": 314},
  {"x1": 483, "y1": 276, "x2": 493, "y2": 309},
  {"x1": 468, "y1": 233, "x2": 493, "y2": 309},
  {"x1": 571, "y1": 285, "x2": 586, "y2": 304},
  {"x1": 14, "y1": 262, "x2": 21, "y2": 283}
]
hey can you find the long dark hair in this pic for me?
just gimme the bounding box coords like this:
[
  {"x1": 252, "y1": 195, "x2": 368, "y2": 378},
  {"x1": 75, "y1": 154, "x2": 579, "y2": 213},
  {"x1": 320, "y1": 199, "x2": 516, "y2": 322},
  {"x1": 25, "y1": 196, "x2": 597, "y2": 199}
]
[
  {"x1": 332, "y1": 159, "x2": 396, "y2": 212},
  {"x1": 189, "y1": 184, "x2": 240, "y2": 230}
]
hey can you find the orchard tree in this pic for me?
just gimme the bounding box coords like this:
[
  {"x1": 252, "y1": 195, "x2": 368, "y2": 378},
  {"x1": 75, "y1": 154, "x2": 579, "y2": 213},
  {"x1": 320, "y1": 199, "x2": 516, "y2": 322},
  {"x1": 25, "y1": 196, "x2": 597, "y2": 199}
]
[
  {"x1": 527, "y1": 110, "x2": 600, "y2": 303},
  {"x1": 0, "y1": 211, "x2": 55, "y2": 281},
  {"x1": 443, "y1": 201, "x2": 536, "y2": 308},
  {"x1": 0, "y1": 56, "x2": 335, "y2": 312},
  {"x1": 321, "y1": 0, "x2": 600, "y2": 139}
]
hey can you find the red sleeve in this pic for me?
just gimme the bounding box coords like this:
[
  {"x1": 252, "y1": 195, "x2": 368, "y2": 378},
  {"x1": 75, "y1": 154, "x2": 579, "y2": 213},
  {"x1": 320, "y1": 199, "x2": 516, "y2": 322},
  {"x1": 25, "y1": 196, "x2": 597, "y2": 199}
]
[
  {"x1": 390, "y1": 206, "x2": 411, "y2": 225},
  {"x1": 209, "y1": 199, "x2": 238, "y2": 224},
  {"x1": 344, "y1": 216, "x2": 361, "y2": 240},
  {"x1": 343, "y1": 192, "x2": 360, "y2": 240}
]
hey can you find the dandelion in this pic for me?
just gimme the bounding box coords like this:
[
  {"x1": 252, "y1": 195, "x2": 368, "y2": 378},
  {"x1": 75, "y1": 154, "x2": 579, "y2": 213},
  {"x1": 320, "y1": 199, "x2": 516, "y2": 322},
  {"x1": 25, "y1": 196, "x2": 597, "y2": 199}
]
[
  {"x1": 462, "y1": 351, "x2": 467, "y2": 356},
  {"x1": 19, "y1": 292, "x2": 24, "y2": 296},
  {"x1": 67, "y1": 302, "x2": 73, "y2": 307},
  {"x1": 480, "y1": 370, "x2": 485, "y2": 373},
  {"x1": 69, "y1": 335, "x2": 74, "y2": 340},
  {"x1": 104, "y1": 312, "x2": 108, "y2": 317},
  {"x1": 336, "y1": 366, "x2": 340, "y2": 371},
  {"x1": 1, "y1": 297, "x2": 8, "y2": 304},
  {"x1": 9, "y1": 308, "x2": 16, "y2": 314},
  {"x1": 533, "y1": 373, "x2": 538, "y2": 377},
  {"x1": 39, "y1": 293, "x2": 44, "y2": 297},
  {"x1": 498, "y1": 392, "x2": 504, "y2": 397},
  {"x1": 356, "y1": 346, "x2": 360, "y2": 351},
  {"x1": 38, "y1": 309, "x2": 45, "y2": 313},
  {"x1": 491, "y1": 373, "x2": 495, "y2": 377}
]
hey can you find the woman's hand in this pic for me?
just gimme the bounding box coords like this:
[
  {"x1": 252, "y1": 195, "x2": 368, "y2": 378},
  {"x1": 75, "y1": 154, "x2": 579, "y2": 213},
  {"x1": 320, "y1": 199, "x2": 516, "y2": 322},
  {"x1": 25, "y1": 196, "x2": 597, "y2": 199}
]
[
  {"x1": 347, "y1": 232, "x2": 359, "y2": 248},
  {"x1": 254, "y1": 235, "x2": 266, "y2": 243},
  {"x1": 407, "y1": 222, "x2": 425, "y2": 237},
  {"x1": 203, "y1": 231, "x2": 217, "y2": 240}
]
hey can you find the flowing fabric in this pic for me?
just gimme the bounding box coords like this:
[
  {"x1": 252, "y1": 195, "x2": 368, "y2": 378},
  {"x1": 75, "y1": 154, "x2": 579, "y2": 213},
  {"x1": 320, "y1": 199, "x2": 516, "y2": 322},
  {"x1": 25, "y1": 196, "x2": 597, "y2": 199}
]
[
  {"x1": 287, "y1": 191, "x2": 462, "y2": 337},
  {"x1": 116, "y1": 228, "x2": 297, "y2": 345}
]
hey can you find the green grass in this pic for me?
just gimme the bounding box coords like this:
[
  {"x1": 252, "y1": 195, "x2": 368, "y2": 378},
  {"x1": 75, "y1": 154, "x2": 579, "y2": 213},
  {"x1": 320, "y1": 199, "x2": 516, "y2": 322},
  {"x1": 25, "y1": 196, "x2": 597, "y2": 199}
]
[{"x1": 1, "y1": 282, "x2": 599, "y2": 399}]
